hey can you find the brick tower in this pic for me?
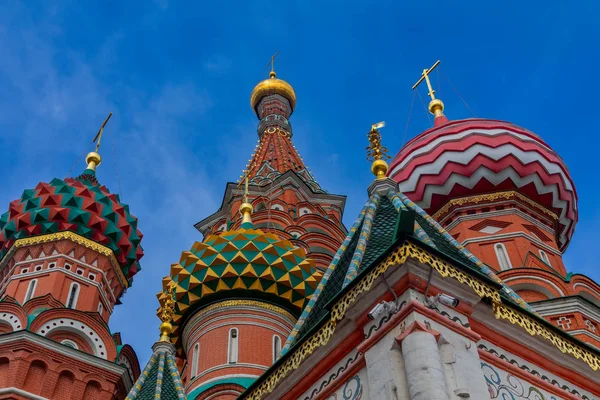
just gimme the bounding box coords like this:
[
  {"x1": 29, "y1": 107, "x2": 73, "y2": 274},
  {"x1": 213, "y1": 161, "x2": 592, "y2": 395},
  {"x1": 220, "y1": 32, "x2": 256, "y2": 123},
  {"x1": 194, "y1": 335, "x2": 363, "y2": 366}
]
[
  {"x1": 388, "y1": 62, "x2": 600, "y2": 347},
  {"x1": 195, "y1": 64, "x2": 347, "y2": 271},
  {"x1": 163, "y1": 64, "x2": 347, "y2": 398},
  {"x1": 0, "y1": 126, "x2": 144, "y2": 399}
]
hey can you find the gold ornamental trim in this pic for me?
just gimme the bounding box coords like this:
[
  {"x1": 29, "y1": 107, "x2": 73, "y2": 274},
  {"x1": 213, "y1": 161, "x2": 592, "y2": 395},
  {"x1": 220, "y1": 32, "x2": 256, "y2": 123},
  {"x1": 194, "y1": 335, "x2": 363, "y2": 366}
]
[
  {"x1": 242, "y1": 241, "x2": 500, "y2": 399},
  {"x1": 433, "y1": 191, "x2": 558, "y2": 221},
  {"x1": 193, "y1": 299, "x2": 296, "y2": 323},
  {"x1": 10, "y1": 232, "x2": 128, "y2": 288},
  {"x1": 493, "y1": 302, "x2": 600, "y2": 371}
]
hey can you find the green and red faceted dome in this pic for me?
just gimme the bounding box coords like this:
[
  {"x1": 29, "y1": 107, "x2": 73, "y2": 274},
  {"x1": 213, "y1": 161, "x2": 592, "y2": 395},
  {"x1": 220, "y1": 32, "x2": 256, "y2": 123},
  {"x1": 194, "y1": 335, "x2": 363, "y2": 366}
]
[
  {"x1": 0, "y1": 167, "x2": 144, "y2": 280},
  {"x1": 388, "y1": 118, "x2": 578, "y2": 251}
]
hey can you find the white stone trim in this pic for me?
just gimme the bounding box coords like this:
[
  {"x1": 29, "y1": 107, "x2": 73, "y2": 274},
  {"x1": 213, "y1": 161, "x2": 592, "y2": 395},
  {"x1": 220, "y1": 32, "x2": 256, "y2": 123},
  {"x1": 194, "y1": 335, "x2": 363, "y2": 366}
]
[
  {"x1": 0, "y1": 312, "x2": 23, "y2": 330},
  {"x1": 185, "y1": 319, "x2": 291, "y2": 353},
  {"x1": 24, "y1": 279, "x2": 38, "y2": 303},
  {"x1": 2, "y1": 268, "x2": 114, "y2": 313},
  {"x1": 494, "y1": 243, "x2": 512, "y2": 270},
  {"x1": 477, "y1": 339, "x2": 596, "y2": 399},
  {"x1": 191, "y1": 342, "x2": 200, "y2": 377},
  {"x1": 10, "y1": 253, "x2": 117, "y2": 304},
  {"x1": 461, "y1": 231, "x2": 562, "y2": 256},
  {"x1": 0, "y1": 387, "x2": 48, "y2": 400},
  {"x1": 0, "y1": 330, "x2": 130, "y2": 386},
  {"x1": 442, "y1": 206, "x2": 555, "y2": 235},
  {"x1": 186, "y1": 372, "x2": 261, "y2": 392},
  {"x1": 503, "y1": 276, "x2": 566, "y2": 297},
  {"x1": 228, "y1": 328, "x2": 238, "y2": 364},
  {"x1": 532, "y1": 296, "x2": 600, "y2": 321},
  {"x1": 60, "y1": 339, "x2": 79, "y2": 349},
  {"x1": 568, "y1": 329, "x2": 600, "y2": 343},
  {"x1": 572, "y1": 283, "x2": 600, "y2": 299},
  {"x1": 35, "y1": 318, "x2": 107, "y2": 359},
  {"x1": 66, "y1": 281, "x2": 81, "y2": 309}
]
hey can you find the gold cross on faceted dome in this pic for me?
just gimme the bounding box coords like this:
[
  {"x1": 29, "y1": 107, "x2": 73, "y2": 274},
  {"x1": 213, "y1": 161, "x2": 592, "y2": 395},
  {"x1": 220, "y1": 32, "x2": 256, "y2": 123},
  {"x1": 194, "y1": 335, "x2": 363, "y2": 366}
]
[{"x1": 85, "y1": 112, "x2": 112, "y2": 171}]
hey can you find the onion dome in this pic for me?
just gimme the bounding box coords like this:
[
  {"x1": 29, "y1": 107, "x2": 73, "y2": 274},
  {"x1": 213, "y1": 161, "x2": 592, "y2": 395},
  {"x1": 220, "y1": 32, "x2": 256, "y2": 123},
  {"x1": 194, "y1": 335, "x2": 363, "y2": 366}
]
[
  {"x1": 250, "y1": 70, "x2": 297, "y2": 115},
  {"x1": 388, "y1": 118, "x2": 578, "y2": 251},
  {"x1": 164, "y1": 204, "x2": 322, "y2": 347},
  {"x1": 0, "y1": 152, "x2": 144, "y2": 281}
]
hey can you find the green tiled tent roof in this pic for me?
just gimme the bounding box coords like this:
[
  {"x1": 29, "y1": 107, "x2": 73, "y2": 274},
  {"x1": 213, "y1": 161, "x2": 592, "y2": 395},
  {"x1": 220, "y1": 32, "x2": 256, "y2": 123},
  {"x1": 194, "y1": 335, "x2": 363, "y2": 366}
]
[
  {"x1": 126, "y1": 342, "x2": 186, "y2": 400},
  {"x1": 282, "y1": 181, "x2": 533, "y2": 352}
]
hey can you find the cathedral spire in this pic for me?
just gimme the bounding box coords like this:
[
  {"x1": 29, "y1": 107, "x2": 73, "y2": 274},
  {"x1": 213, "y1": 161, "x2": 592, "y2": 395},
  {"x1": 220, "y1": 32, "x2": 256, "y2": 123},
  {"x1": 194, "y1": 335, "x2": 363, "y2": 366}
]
[{"x1": 412, "y1": 60, "x2": 447, "y2": 126}]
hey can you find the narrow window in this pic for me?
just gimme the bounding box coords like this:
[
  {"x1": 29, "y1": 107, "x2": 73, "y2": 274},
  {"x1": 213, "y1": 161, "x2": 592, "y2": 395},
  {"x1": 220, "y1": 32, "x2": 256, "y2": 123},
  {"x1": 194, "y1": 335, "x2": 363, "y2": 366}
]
[
  {"x1": 539, "y1": 250, "x2": 551, "y2": 266},
  {"x1": 494, "y1": 243, "x2": 512, "y2": 271},
  {"x1": 272, "y1": 335, "x2": 282, "y2": 363},
  {"x1": 228, "y1": 328, "x2": 238, "y2": 364},
  {"x1": 191, "y1": 343, "x2": 199, "y2": 377},
  {"x1": 67, "y1": 283, "x2": 80, "y2": 308},
  {"x1": 24, "y1": 279, "x2": 37, "y2": 302},
  {"x1": 97, "y1": 302, "x2": 103, "y2": 315}
]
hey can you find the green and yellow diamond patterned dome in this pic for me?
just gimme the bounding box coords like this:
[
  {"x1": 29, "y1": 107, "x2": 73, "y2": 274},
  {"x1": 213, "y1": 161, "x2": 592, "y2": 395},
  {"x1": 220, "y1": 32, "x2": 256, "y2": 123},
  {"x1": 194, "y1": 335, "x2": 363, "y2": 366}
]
[{"x1": 159, "y1": 213, "x2": 322, "y2": 349}]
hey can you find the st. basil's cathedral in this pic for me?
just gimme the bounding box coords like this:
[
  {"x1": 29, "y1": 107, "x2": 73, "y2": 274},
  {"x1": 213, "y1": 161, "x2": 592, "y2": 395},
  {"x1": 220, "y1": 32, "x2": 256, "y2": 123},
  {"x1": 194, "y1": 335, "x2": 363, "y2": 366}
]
[{"x1": 0, "y1": 59, "x2": 599, "y2": 400}]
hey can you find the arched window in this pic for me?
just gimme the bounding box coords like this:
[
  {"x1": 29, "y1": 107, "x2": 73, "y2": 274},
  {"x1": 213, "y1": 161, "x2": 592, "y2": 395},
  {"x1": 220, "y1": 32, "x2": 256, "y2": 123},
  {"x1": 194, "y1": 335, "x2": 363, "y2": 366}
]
[
  {"x1": 191, "y1": 343, "x2": 199, "y2": 377},
  {"x1": 228, "y1": 328, "x2": 238, "y2": 364},
  {"x1": 494, "y1": 243, "x2": 512, "y2": 270},
  {"x1": 66, "y1": 283, "x2": 80, "y2": 309},
  {"x1": 97, "y1": 302, "x2": 103, "y2": 315},
  {"x1": 272, "y1": 335, "x2": 282, "y2": 363},
  {"x1": 24, "y1": 279, "x2": 37, "y2": 303},
  {"x1": 539, "y1": 250, "x2": 551, "y2": 266}
]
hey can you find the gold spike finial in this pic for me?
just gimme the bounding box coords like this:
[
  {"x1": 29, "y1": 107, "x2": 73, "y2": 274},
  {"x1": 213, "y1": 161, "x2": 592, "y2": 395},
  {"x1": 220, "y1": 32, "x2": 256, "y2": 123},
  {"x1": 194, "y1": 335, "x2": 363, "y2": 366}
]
[
  {"x1": 412, "y1": 60, "x2": 445, "y2": 118},
  {"x1": 86, "y1": 112, "x2": 113, "y2": 171},
  {"x1": 367, "y1": 122, "x2": 390, "y2": 179},
  {"x1": 157, "y1": 280, "x2": 176, "y2": 342}
]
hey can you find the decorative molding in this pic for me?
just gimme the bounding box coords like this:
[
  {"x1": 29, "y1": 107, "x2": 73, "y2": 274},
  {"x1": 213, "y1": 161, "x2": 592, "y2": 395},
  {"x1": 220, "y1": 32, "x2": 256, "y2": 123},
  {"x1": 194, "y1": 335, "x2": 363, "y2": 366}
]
[
  {"x1": 6, "y1": 232, "x2": 127, "y2": 288},
  {"x1": 301, "y1": 350, "x2": 362, "y2": 400},
  {"x1": 461, "y1": 232, "x2": 562, "y2": 256},
  {"x1": 241, "y1": 242, "x2": 500, "y2": 399},
  {"x1": 0, "y1": 387, "x2": 49, "y2": 400},
  {"x1": 433, "y1": 191, "x2": 558, "y2": 222},
  {"x1": 492, "y1": 303, "x2": 600, "y2": 371},
  {"x1": 478, "y1": 343, "x2": 591, "y2": 399}
]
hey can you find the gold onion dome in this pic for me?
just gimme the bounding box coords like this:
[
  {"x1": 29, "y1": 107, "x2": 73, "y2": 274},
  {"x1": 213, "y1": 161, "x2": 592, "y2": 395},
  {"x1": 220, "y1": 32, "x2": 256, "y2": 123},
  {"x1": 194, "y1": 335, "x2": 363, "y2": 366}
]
[
  {"x1": 250, "y1": 70, "x2": 297, "y2": 114},
  {"x1": 159, "y1": 220, "x2": 322, "y2": 348}
]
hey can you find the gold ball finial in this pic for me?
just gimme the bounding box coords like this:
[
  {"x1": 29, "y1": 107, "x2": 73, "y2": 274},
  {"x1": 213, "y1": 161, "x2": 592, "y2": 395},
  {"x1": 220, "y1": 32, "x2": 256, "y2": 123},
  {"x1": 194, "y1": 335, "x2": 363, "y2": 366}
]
[
  {"x1": 85, "y1": 151, "x2": 102, "y2": 171},
  {"x1": 240, "y1": 202, "x2": 253, "y2": 225},
  {"x1": 269, "y1": 70, "x2": 276, "y2": 78},
  {"x1": 428, "y1": 99, "x2": 445, "y2": 117},
  {"x1": 371, "y1": 159, "x2": 389, "y2": 179},
  {"x1": 159, "y1": 321, "x2": 173, "y2": 342}
]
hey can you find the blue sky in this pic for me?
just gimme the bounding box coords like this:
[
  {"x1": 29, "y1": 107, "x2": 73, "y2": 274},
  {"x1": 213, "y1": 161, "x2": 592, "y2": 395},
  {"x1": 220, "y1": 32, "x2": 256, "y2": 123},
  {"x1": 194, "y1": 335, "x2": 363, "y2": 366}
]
[{"x1": 1, "y1": 1, "x2": 598, "y2": 365}]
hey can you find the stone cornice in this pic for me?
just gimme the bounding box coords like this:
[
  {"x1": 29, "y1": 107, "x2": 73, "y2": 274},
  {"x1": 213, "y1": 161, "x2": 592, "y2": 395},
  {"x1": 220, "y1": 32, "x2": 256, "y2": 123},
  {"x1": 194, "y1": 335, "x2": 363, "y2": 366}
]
[{"x1": 0, "y1": 330, "x2": 132, "y2": 388}]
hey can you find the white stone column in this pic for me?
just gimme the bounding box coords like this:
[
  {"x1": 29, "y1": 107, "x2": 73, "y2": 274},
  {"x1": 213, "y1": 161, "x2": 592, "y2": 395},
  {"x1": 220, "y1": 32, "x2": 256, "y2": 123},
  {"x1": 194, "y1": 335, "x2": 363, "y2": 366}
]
[{"x1": 400, "y1": 323, "x2": 449, "y2": 400}]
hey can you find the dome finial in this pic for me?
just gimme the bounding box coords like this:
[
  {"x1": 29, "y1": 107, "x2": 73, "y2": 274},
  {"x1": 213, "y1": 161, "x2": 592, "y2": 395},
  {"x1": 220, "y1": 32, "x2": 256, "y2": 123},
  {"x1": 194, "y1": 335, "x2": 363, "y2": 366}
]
[
  {"x1": 240, "y1": 176, "x2": 254, "y2": 228},
  {"x1": 367, "y1": 122, "x2": 390, "y2": 179},
  {"x1": 86, "y1": 112, "x2": 113, "y2": 171},
  {"x1": 267, "y1": 50, "x2": 279, "y2": 79},
  {"x1": 412, "y1": 60, "x2": 446, "y2": 122},
  {"x1": 157, "y1": 281, "x2": 176, "y2": 342}
]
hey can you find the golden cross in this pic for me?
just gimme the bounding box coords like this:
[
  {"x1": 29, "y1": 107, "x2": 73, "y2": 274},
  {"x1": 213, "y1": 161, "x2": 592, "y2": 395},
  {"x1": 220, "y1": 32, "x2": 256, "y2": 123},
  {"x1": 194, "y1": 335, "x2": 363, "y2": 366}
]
[
  {"x1": 92, "y1": 112, "x2": 113, "y2": 152},
  {"x1": 266, "y1": 51, "x2": 280, "y2": 74},
  {"x1": 412, "y1": 60, "x2": 441, "y2": 101}
]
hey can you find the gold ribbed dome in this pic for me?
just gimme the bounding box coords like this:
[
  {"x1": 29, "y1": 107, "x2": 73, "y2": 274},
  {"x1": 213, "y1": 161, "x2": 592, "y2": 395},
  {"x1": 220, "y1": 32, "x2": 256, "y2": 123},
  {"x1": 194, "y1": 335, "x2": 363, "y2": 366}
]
[{"x1": 250, "y1": 71, "x2": 297, "y2": 113}]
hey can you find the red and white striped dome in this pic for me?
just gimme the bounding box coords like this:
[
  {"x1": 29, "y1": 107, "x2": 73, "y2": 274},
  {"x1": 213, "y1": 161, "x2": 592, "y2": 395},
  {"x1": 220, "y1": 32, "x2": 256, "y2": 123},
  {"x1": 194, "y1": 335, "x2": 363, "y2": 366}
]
[{"x1": 388, "y1": 118, "x2": 578, "y2": 251}]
